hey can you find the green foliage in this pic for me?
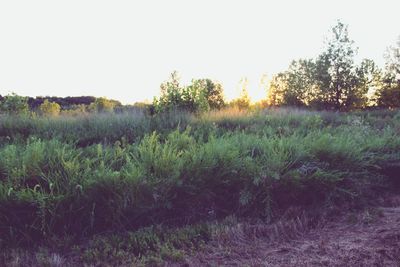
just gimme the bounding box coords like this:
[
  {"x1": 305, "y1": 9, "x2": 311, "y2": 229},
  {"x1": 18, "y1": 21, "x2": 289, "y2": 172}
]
[
  {"x1": 314, "y1": 21, "x2": 359, "y2": 110},
  {"x1": 61, "y1": 104, "x2": 89, "y2": 116},
  {"x1": 0, "y1": 93, "x2": 29, "y2": 115},
  {"x1": 0, "y1": 108, "x2": 399, "y2": 248},
  {"x1": 27, "y1": 96, "x2": 96, "y2": 110},
  {"x1": 267, "y1": 60, "x2": 315, "y2": 107},
  {"x1": 375, "y1": 83, "x2": 400, "y2": 108},
  {"x1": 153, "y1": 71, "x2": 225, "y2": 113},
  {"x1": 266, "y1": 21, "x2": 385, "y2": 111},
  {"x1": 154, "y1": 71, "x2": 182, "y2": 112},
  {"x1": 191, "y1": 78, "x2": 225, "y2": 109},
  {"x1": 77, "y1": 223, "x2": 209, "y2": 265},
  {"x1": 90, "y1": 97, "x2": 118, "y2": 113},
  {"x1": 38, "y1": 100, "x2": 61, "y2": 116},
  {"x1": 385, "y1": 37, "x2": 400, "y2": 75},
  {"x1": 375, "y1": 37, "x2": 400, "y2": 108}
]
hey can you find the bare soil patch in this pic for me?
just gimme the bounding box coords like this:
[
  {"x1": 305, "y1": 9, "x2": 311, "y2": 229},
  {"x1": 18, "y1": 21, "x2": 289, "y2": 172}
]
[{"x1": 175, "y1": 196, "x2": 400, "y2": 267}]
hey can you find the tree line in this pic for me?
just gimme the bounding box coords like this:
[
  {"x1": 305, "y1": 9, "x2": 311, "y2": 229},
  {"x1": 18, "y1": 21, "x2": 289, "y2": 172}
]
[
  {"x1": 266, "y1": 21, "x2": 400, "y2": 110},
  {"x1": 153, "y1": 21, "x2": 399, "y2": 113},
  {"x1": 1, "y1": 21, "x2": 399, "y2": 116},
  {"x1": 0, "y1": 94, "x2": 125, "y2": 116}
]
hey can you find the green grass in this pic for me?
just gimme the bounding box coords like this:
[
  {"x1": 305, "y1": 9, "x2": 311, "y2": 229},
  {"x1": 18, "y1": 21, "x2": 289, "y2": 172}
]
[{"x1": 0, "y1": 108, "x2": 399, "y2": 264}]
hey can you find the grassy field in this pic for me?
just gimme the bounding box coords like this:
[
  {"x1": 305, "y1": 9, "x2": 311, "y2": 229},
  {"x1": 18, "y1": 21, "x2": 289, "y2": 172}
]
[{"x1": 1, "y1": 108, "x2": 399, "y2": 265}]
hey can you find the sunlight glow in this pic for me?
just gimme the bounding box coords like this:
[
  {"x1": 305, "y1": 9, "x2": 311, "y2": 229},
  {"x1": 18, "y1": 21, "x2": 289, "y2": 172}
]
[{"x1": 0, "y1": 0, "x2": 399, "y2": 103}]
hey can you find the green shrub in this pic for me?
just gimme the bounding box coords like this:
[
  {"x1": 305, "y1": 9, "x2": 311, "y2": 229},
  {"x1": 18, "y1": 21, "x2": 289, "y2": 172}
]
[
  {"x1": 38, "y1": 100, "x2": 61, "y2": 116},
  {"x1": 0, "y1": 94, "x2": 29, "y2": 115},
  {"x1": 0, "y1": 108, "x2": 399, "y2": 248}
]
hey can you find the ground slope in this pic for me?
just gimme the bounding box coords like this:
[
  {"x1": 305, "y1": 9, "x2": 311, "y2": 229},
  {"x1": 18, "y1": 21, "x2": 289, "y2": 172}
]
[{"x1": 177, "y1": 196, "x2": 400, "y2": 267}]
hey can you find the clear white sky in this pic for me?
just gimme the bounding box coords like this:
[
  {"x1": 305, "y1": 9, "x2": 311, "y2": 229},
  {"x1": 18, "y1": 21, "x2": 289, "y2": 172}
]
[{"x1": 0, "y1": 0, "x2": 399, "y2": 103}]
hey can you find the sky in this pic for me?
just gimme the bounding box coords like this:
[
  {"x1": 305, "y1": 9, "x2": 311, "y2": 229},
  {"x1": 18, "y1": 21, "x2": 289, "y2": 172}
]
[{"x1": 0, "y1": 0, "x2": 399, "y2": 104}]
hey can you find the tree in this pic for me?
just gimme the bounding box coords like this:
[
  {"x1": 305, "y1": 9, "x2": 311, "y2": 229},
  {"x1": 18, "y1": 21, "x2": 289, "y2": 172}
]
[
  {"x1": 313, "y1": 21, "x2": 364, "y2": 110},
  {"x1": 27, "y1": 96, "x2": 96, "y2": 110},
  {"x1": 385, "y1": 37, "x2": 400, "y2": 76},
  {"x1": 190, "y1": 79, "x2": 225, "y2": 109},
  {"x1": 183, "y1": 81, "x2": 210, "y2": 112},
  {"x1": 354, "y1": 59, "x2": 382, "y2": 108},
  {"x1": 90, "y1": 97, "x2": 117, "y2": 113},
  {"x1": 39, "y1": 99, "x2": 61, "y2": 116},
  {"x1": 375, "y1": 37, "x2": 400, "y2": 108},
  {"x1": 153, "y1": 72, "x2": 225, "y2": 113},
  {"x1": 153, "y1": 71, "x2": 184, "y2": 113},
  {"x1": 266, "y1": 73, "x2": 287, "y2": 106},
  {"x1": 267, "y1": 59, "x2": 316, "y2": 107},
  {"x1": 265, "y1": 22, "x2": 381, "y2": 111},
  {"x1": 230, "y1": 78, "x2": 251, "y2": 110},
  {"x1": 62, "y1": 104, "x2": 89, "y2": 116},
  {"x1": 0, "y1": 93, "x2": 29, "y2": 115},
  {"x1": 375, "y1": 80, "x2": 400, "y2": 108}
]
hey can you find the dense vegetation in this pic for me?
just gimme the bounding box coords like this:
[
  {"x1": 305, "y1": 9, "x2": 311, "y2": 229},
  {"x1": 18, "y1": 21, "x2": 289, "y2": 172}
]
[
  {"x1": 2, "y1": 22, "x2": 399, "y2": 116},
  {"x1": 1, "y1": 108, "x2": 399, "y2": 249},
  {"x1": 0, "y1": 21, "x2": 399, "y2": 265},
  {"x1": 267, "y1": 22, "x2": 400, "y2": 110}
]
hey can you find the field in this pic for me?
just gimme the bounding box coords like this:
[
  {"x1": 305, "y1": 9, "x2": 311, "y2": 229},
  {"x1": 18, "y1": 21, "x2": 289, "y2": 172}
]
[{"x1": 1, "y1": 108, "x2": 400, "y2": 266}]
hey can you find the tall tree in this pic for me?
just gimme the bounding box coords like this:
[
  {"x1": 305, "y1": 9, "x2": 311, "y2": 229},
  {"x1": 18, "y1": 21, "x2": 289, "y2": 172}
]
[
  {"x1": 266, "y1": 73, "x2": 286, "y2": 106},
  {"x1": 266, "y1": 22, "x2": 373, "y2": 111},
  {"x1": 267, "y1": 59, "x2": 318, "y2": 107},
  {"x1": 314, "y1": 21, "x2": 362, "y2": 110},
  {"x1": 284, "y1": 59, "x2": 316, "y2": 106},
  {"x1": 354, "y1": 59, "x2": 382, "y2": 108},
  {"x1": 153, "y1": 71, "x2": 184, "y2": 113},
  {"x1": 385, "y1": 37, "x2": 400, "y2": 75},
  {"x1": 375, "y1": 37, "x2": 400, "y2": 108}
]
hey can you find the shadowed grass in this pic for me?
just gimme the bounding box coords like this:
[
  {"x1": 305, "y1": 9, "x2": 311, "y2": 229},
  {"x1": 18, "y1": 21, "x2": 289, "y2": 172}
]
[{"x1": 0, "y1": 108, "x2": 399, "y2": 266}]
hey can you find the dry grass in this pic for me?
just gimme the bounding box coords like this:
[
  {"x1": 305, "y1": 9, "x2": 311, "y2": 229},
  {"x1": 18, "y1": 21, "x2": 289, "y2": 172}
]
[
  {"x1": 3, "y1": 196, "x2": 400, "y2": 266},
  {"x1": 173, "y1": 196, "x2": 400, "y2": 267}
]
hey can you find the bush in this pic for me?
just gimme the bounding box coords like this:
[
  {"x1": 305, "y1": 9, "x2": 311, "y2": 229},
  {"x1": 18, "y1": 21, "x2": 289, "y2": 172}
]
[
  {"x1": 0, "y1": 108, "x2": 399, "y2": 247},
  {"x1": 153, "y1": 72, "x2": 225, "y2": 113},
  {"x1": 0, "y1": 94, "x2": 29, "y2": 115},
  {"x1": 38, "y1": 100, "x2": 61, "y2": 116},
  {"x1": 89, "y1": 97, "x2": 118, "y2": 113}
]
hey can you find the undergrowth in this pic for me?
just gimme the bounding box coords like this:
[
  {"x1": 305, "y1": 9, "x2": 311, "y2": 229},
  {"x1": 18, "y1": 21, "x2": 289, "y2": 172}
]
[{"x1": 0, "y1": 108, "x2": 399, "y2": 264}]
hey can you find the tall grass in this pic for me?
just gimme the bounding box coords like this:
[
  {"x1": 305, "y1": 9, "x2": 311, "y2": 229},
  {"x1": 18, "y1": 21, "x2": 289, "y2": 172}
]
[{"x1": 0, "y1": 108, "x2": 399, "y2": 246}]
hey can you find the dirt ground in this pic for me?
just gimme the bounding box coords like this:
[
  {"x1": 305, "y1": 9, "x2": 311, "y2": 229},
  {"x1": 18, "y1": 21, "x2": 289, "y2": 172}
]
[
  {"x1": 4, "y1": 197, "x2": 399, "y2": 267},
  {"x1": 174, "y1": 196, "x2": 400, "y2": 267}
]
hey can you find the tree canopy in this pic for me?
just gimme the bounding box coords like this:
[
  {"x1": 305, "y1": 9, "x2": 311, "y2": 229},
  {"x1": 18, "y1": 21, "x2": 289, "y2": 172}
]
[
  {"x1": 266, "y1": 21, "x2": 398, "y2": 110},
  {"x1": 153, "y1": 71, "x2": 225, "y2": 113}
]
